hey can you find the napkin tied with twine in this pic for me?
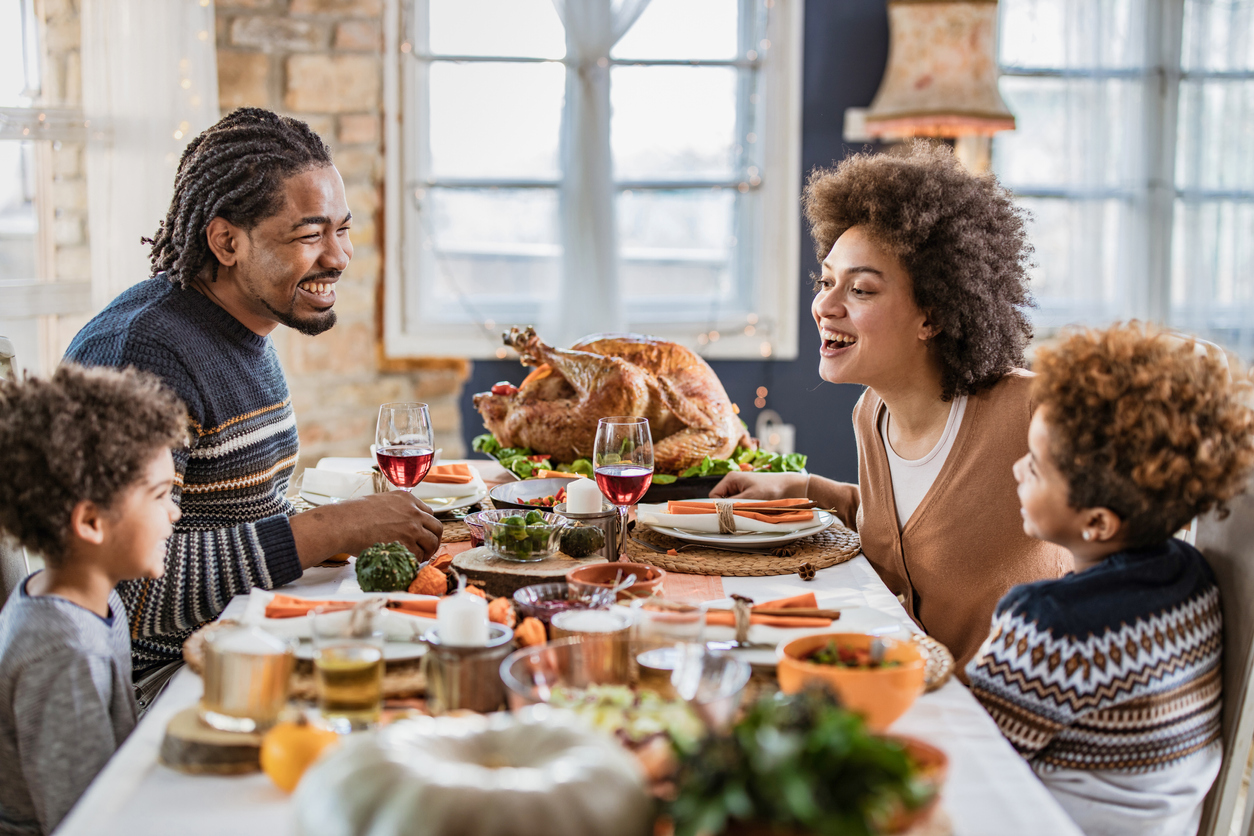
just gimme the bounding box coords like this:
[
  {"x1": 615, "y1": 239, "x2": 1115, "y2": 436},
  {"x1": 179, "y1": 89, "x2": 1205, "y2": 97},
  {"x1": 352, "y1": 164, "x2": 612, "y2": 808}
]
[
  {"x1": 667, "y1": 498, "x2": 814, "y2": 533},
  {"x1": 704, "y1": 592, "x2": 830, "y2": 628}
]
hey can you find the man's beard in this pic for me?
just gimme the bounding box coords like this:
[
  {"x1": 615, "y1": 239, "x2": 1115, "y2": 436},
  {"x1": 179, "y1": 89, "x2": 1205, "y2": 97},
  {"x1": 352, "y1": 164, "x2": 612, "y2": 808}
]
[{"x1": 262, "y1": 296, "x2": 337, "y2": 336}]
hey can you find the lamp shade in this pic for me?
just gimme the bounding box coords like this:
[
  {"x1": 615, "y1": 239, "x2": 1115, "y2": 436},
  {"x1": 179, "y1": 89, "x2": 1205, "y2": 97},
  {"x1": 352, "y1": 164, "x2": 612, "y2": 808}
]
[{"x1": 864, "y1": 0, "x2": 1014, "y2": 138}]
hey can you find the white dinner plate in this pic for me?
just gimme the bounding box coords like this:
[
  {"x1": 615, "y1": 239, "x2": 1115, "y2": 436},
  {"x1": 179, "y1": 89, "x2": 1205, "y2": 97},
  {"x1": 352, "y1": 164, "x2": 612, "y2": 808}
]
[
  {"x1": 293, "y1": 639, "x2": 429, "y2": 662},
  {"x1": 641, "y1": 507, "x2": 836, "y2": 547},
  {"x1": 300, "y1": 485, "x2": 487, "y2": 513}
]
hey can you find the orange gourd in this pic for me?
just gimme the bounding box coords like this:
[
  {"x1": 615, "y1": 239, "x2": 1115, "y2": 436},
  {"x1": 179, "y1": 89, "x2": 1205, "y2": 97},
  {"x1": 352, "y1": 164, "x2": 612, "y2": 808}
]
[
  {"x1": 407, "y1": 564, "x2": 448, "y2": 597},
  {"x1": 515, "y1": 617, "x2": 546, "y2": 647},
  {"x1": 260, "y1": 717, "x2": 340, "y2": 793},
  {"x1": 488, "y1": 596, "x2": 517, "y2": 628}
]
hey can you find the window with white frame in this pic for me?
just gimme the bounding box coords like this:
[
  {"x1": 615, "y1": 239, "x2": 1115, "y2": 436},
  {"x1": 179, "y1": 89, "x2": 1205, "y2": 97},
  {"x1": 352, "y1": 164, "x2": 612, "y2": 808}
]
[
  {"x1": 384, "y1": 0, "x2": 803, "y2": 359},
  {"x1": 994, "y1": 0, "x2": 1254, "y2": 357}
]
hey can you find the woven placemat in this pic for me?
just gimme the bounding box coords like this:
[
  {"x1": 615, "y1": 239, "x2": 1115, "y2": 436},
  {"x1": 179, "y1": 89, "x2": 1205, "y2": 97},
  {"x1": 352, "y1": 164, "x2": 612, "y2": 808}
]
[
  {"x1": 624, "y1": 522, "x2": 860, "y2": 577},
  {"x1": 440, "y1": 499, "x2": 492, "y2": 543},
  {"x1": 914, "y1": 634, "x2": 955, "y2": 693}
]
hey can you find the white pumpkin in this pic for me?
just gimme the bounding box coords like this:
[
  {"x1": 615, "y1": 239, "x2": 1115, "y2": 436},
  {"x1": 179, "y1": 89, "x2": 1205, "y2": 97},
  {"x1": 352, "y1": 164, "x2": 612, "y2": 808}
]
[{"x1": 293, "y1": 706, "x2": 652, "y2": 836}]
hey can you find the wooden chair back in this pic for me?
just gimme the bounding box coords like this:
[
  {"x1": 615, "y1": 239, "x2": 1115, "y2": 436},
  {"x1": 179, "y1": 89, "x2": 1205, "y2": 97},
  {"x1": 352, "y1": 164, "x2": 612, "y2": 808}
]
[{"x1": 1197, "y1": 472, "x2": 1254, "y2": 836}]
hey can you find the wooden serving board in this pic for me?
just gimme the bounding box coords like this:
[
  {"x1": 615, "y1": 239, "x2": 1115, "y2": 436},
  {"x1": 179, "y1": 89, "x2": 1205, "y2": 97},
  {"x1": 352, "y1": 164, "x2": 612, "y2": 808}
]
[
  {"x1": 452, "y1": 546, "x2": 607, "y2": 597},
  {"x1": 159, "y1": 706, "x2": 262, "y2": 775}
]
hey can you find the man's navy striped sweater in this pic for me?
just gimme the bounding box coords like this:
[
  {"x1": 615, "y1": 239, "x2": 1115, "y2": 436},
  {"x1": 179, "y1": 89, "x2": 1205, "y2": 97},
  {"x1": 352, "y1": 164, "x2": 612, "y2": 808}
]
[{"x1": 65, "y1": 278, "x2": 302, "y2": 676}]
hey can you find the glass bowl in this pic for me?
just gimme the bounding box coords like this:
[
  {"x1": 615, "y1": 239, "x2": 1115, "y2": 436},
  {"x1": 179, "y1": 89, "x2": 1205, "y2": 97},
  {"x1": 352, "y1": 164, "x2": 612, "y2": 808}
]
[
  {"x1": 477, "y1": 509, "x2": 568, "y2": 562},
  {"x1": 499, "y1": 636, "x2": 751, "y2": 732},
  {"x1": 512, "y1": 582, "x2": 613, "y2": 624},
  {"x1": 462, "y1": 511, "x2": 487, "y2": 548}
]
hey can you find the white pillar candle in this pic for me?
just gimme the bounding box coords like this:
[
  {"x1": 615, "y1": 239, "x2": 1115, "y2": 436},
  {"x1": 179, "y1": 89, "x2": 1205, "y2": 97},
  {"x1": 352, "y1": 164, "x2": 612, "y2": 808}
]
[
  {"x1": 437, "y1": 591, "x2": 489, "y2": 646},
  {"x1": 567, "y1": 477, "x2": 604, "y2": 514}
]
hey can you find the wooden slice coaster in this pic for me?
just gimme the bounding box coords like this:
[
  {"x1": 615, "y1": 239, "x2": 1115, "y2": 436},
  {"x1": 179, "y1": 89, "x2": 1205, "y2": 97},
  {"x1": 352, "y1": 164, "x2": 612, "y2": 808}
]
[
  {"x1": 914, "y1": 634, "x2": 955, "y2": 693},
  {"x1": 623, "y1": 523, "x2": 860, "y2": 577},
  {"x1": 159, "y1": 706, "x2": 262, "y2": 775},
  {"x1": 452, "y1": 546, "x2": 607, "y2": 598}
]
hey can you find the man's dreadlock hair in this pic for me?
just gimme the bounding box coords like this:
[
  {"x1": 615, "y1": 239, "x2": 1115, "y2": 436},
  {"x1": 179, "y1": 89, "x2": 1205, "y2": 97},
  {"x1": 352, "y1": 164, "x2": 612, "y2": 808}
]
[{"x1": 145, "y1": 108, "x2": 333, "y2": 288}]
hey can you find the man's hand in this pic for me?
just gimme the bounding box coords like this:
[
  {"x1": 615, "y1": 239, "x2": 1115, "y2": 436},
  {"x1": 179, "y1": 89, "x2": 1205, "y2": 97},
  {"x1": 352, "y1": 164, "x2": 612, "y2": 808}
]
[
  {"x1": 709, "y1": 471, "x2": 809, "y2": 500},
  {"x1": 290, "y1": 491, "x2": 444, "y2": 569}
]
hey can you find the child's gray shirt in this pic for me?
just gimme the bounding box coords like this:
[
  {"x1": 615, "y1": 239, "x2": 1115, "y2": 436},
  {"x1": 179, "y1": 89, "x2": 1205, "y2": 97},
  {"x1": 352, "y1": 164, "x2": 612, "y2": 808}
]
[{"x1": 0, "y1": 575, "x2": 137, "y2": 835}]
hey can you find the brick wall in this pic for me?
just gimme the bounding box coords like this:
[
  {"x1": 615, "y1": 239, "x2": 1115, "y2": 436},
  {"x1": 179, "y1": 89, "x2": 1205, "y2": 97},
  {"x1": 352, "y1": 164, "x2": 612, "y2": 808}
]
[{"x1": 215, "y1": 0, "x2": 467, "y2": 471}]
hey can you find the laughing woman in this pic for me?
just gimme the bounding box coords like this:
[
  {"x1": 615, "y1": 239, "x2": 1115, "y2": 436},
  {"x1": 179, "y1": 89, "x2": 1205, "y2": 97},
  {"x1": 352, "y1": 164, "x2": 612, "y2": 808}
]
[{"x1": 713, "y1": 143, "x2": 1071, "y2": 674}]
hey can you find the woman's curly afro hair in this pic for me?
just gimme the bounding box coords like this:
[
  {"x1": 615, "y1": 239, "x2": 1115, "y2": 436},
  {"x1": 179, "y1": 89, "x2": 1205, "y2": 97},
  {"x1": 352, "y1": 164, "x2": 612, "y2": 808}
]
[
  {"x1": 803, "y1": 141, "x2": 1035, "y2": 400},
  {"x1": 1033, "y1": 323, "x2": 1254, "y2": 548}
]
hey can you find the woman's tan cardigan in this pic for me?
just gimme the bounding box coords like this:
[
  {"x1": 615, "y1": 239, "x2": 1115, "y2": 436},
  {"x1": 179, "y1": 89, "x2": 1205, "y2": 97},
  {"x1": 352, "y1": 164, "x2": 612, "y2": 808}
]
[{"x1": 830, "y1": 370, "x2": 1072, "y2": 677}]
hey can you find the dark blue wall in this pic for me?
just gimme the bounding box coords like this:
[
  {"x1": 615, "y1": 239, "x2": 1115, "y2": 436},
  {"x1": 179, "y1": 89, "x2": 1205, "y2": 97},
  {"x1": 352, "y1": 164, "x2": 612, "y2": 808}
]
[{"x1": 459, "y1": 0, "x2": 890, "y2": 482}]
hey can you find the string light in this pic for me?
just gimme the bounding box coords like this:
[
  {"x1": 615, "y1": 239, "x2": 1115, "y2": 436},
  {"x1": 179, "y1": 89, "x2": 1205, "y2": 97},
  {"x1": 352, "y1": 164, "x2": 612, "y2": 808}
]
[
  {"x1": 754, "y1": 397, "x2": 766, "y2": 408},
  {"x1": 495, "y1": 347, "x2": 508, "y2": 359},
  {"x1": 756, "y1": 386, "x2": 768, "y2": 397},
  {"x1": 744, "y1": 325, "x2": 755, "y2": 336},
  {"x1": 759, "y1": 342, "x2": 772, "y2": 357},
  {"x1": 747, "y1": 313, "x2": 758, "y2": 324}
]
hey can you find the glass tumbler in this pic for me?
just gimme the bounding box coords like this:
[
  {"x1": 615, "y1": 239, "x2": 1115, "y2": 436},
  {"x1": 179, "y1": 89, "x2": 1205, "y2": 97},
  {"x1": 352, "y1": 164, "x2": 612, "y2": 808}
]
[{"x1": 310, "y1": 606, "x2": 386, "y2": 731}]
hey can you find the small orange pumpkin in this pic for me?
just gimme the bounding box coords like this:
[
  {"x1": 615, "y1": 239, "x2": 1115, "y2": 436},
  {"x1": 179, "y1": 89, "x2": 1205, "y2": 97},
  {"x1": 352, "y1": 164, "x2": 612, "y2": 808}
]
[
  {"x1": 465, "y1": 584, "x2": 487, "y2": 599},
  {"x1": 260, "y1": 717, "x2": 339, "y2": 793},
  {"x1": 408, "y1": 564, "x2": 448, "y2": 597},
  {"x1": 515, "y1": 617, "x2": 546, "y2": 647},
  {"x1": 488, "y1": 596, "x2": 517, "y2": 628}
]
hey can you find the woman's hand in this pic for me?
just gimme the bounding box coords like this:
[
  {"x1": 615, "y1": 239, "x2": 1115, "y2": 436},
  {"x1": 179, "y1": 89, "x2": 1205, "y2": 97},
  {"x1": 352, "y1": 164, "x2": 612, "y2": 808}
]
[{"x1": 710, "y1": 471, "x2": 809, "y2": 500}]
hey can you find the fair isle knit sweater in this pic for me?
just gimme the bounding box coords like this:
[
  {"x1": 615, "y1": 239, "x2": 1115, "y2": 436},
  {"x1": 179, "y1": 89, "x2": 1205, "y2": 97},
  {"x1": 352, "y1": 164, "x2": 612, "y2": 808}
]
[
  {"x1": 64, "y1": 278, "x2": 302, "y2": 676},
  {"x1": 965, "y1": 537, "x2": 1222, "y2": 774}
]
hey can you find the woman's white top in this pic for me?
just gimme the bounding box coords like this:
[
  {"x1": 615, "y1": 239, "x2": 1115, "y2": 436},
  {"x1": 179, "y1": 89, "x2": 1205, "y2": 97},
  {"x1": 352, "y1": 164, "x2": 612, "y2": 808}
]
[
  {"x1": 1037, "y1": 743, "x2": 1221, "y2": 836},
  {"x1": 880, "y1": 396, "x2": 968, "y2": 531}
]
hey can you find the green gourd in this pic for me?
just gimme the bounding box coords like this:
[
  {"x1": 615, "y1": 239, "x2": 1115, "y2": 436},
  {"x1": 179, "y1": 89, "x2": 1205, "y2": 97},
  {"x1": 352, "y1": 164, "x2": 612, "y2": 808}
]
[
  {"x1": 355, "y1": 541, "x2": 419, "y2": 592},
  {"x1": 560, "y1": 524, "x2": 605, "y2": 558}
]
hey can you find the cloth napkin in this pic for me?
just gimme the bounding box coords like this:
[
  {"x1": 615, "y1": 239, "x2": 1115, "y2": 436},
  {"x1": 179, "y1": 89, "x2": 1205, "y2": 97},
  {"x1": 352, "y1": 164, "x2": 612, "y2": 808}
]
[
  {"x1": 424, "y1": 463, "x2": 474, "y2": 484},
  {"x1": 637, "y1": 502, "x2": 817, "y2": 534},
  {"x1": 411, "y1": 465, "x2": 486, "y2": 500},
  {"x1": 264, "y1": 593, "x2": 438, "y2": 619},
  {"x1": 704, "y1": 592, "x2": 831, "y2": 628},
  {"x1": 243, "y1": 590, "x2": 433, "y2": 643},
  {"x1": 667, "y1": 498, "x2": 814, "y2": 524},
  {"x1": 300, "y1": 468, "x2": 374, "y2": 501}
]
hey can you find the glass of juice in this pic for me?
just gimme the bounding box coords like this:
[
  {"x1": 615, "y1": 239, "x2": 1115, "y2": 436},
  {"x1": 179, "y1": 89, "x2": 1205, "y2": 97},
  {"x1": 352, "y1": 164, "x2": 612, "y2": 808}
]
[{"x1": 310, "y1": 606, "x2": 386, "y2": 731}]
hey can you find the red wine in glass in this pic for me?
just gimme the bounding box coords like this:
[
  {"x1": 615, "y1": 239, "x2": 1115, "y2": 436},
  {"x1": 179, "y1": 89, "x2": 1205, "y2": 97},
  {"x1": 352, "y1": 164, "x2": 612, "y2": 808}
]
[
  {"x1": 376, "y1": 446, "x2": 434, "y2": 489},
  {"x1": 595, "y1": 463, "x2": 653, "y2": 506},
  {"x1": 593, "y1": 416, "x2": 654, "y2": 559},
  {"x1": 376, "y1": 403, "x2": 434, "y2": 493}
]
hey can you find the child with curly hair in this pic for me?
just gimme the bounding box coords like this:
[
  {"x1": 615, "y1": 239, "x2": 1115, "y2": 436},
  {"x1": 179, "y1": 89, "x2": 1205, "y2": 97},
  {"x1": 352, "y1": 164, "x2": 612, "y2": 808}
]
[
  {"x1": 0, "y1": 365, "x2": 186, "y2": 835},
  {"x1": 966, "y1": 323, "x2": 1254, "y2": 836}
]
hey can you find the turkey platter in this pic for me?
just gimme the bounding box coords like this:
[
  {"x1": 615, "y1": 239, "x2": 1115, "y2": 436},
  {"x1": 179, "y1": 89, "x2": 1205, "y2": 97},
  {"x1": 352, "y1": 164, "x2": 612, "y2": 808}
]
[{"x1": 473, "y1": 327, "x2": 752, "y2": 475}]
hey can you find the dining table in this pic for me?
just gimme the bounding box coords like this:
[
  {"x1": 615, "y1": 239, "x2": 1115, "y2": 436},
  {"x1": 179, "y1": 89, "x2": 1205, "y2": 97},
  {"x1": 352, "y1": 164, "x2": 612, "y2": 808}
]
[{"x1": 56, "y1": 460, "x2": 1086, "y2": 836}]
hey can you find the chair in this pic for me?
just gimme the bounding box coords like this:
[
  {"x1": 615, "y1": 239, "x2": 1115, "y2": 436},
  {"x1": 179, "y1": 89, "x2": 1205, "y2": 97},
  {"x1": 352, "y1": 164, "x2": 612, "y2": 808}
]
[{"x1": 1196, "y1": 471, "x2": 1254, "y2": 836}]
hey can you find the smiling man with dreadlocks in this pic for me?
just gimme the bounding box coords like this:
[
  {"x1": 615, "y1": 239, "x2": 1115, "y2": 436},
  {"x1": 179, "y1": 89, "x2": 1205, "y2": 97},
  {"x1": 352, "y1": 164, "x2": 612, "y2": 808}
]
[{"x1": 64, "y1": 109, "x2": 443, "y2": 701}]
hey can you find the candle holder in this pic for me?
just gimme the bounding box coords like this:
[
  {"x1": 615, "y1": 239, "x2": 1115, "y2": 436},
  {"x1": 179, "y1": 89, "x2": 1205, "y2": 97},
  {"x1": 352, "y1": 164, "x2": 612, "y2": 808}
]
[
  {"x1": 421, "y1": 624, "x2": 515, "y2": 714},
  {"x1": 554, "y1": 502, "x2": 620, "y2": 562}
]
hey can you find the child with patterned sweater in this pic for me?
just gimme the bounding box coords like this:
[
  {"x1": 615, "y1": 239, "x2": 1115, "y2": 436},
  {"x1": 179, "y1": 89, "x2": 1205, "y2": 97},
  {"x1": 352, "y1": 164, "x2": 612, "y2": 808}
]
[
  {"x1": 0, "y1": 366, "x2": 186, "y2": 835},
  {"x1": 966, "y1": 324, "x2": 1254, "y2": 836}
]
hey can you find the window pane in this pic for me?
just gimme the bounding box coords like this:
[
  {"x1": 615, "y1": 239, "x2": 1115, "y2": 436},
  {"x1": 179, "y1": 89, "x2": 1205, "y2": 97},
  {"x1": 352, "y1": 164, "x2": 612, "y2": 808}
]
[
  {"x1": 428, "y1": 62, "x2": 564, "y2": 180},
  {"x1": 994, "y1": 77, "x2": 1145, "y2": 189},
  {"x1": 0, "y1": 0, "x2": 35, "y2": 106},
  {"x1": 612, "y1": 0, "x2": 740, "y2": 61},
  {"x1": 427, "y1": 0, "x2": 564, "y2": 59},
  {"x1": 1182, "y1": 0, "x2": 1254, "y2": 73},
  {"x1": 1175, "y1": 80, "x2": 1254, "y2": 191},
  {"x1": 999, "y1": 0, "x2": 1145, "y2": 69},
  {"x1": 618, "y1": 189, "x2": 737, "y2": 308},
  {"x1": 1016, "y1": 197, "x2": 1130, "y2": 325},
  {"x1": 611, "y1": 65, "x2": 739, "y2": 181},
  {"x1": 0, "y1": 141, "x2": 37, "y2": 280},
  {"x1": 419, "y1": 188, "x2": 560, "y2": 317},
  {"x1": 1171, "y1": 199, "x2": 1254, "y2": 352}
]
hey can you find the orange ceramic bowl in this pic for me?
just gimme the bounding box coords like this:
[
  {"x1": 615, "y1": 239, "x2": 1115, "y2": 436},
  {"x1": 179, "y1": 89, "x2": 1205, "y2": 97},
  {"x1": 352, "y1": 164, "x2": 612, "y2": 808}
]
[
  {"x1": 776, "y1": 633, "x2": 925, "y2": 730},
  {"x1": 565, "y1": 562, "x2": 666, "y2": 601}
]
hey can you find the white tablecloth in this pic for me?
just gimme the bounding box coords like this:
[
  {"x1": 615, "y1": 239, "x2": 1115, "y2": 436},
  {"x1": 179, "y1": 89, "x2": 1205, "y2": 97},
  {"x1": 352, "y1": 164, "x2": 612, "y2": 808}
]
[{"x1": 56, "y1": 558, "x2": 1084, "y2": 836}]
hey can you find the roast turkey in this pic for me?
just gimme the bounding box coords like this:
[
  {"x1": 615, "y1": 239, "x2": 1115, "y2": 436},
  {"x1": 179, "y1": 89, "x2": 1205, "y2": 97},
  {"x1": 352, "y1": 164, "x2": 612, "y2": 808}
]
[{"x1": 473, "y1": 327, "x2": 753, "y2": 474}]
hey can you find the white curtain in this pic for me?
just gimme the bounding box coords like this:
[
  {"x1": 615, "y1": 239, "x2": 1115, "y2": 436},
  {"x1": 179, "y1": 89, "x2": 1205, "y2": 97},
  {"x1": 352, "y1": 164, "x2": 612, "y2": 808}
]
[
  {"x1": 80, "y1": 0, "x2": 220, "y2": 310},
  {"x1": 548, "y1": 0, "x2": 651, "y2": 345}
]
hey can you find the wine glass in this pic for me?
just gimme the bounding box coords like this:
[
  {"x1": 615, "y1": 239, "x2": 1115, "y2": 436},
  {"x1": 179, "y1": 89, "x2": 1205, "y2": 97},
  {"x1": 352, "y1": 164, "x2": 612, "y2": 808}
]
[
  {"x1": 375, "y1": 403, "x2": 435, "y2": 491},
  {"x1": 593, "y1": 416, "x2": 653, "y2": 559}
]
